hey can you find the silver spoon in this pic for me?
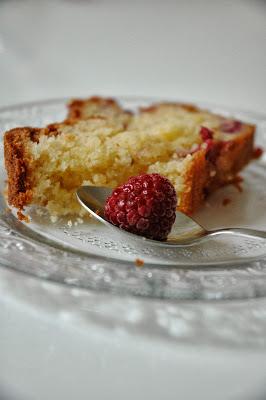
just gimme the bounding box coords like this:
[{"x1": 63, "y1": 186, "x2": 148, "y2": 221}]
[{"x1": 76, "y1": 186, "x2": 266, "y2": 247}]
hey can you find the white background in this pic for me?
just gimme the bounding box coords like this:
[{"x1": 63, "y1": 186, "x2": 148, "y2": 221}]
[
  {"x1": 0, "y1": 1, "x2": 266, "y2": 399},
  {"x1": 0, "y1": 0, "x2": 266, "y2": 112}
]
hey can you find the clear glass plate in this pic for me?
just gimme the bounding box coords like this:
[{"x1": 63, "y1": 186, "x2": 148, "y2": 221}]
[{"x1": 1, "y1": 97, "x2": 266, "y2": 301}]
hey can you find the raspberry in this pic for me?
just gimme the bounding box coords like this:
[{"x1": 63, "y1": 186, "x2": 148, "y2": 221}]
[
  {"x1": 200, "y1": 126, "x2": 213, "y2": 141},
  {"x1": 199, "y1": 126, "x2": 223, "y2": 164},
  {"x1": 104, "y1": 173, "x2": 177, "y2": 241},
  {"x1": 253, "y1": 146, "x2": 263, "y2": 159},
  {"x1": 220, "y1": 120, "x2": 242, "y2": 133}
]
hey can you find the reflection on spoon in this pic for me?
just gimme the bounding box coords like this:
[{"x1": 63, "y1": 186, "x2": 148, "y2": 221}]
[{"x1": 76, "y1": 186, "x2": 266, "y2": 247}]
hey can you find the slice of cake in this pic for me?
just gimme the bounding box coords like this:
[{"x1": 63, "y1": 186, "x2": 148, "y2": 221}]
[{"x1": 4, "y1": 97, "x2": 255, "y2": 220}]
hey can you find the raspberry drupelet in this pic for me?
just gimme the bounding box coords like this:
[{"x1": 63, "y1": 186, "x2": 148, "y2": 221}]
[{"x1": 104, "y1": 173, "x2": 177, "y2": 241}]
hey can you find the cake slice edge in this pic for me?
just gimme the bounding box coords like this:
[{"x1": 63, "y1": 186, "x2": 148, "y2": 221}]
[{"x1": 178, "y1": 128, "x2": 255, "y2": 214}]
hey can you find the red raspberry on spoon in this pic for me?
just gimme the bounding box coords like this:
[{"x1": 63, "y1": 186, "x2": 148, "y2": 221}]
[{"x1": 104, "y1": 173, "x2": 177, "y2": 241}]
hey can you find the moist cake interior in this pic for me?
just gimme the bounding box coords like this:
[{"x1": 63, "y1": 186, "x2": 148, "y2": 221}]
[{"x1": 25, "y1": 103, "x2": 240, "y2": 218}]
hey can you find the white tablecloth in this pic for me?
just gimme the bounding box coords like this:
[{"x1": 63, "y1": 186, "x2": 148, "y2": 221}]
[{"x1": 0, "y1": 1, "x2": 266, "y2": 399}]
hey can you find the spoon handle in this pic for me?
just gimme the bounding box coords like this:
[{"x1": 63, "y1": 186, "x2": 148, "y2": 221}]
[{"x1": 208, "y1": 227, "x2": 266, "y2": 240}]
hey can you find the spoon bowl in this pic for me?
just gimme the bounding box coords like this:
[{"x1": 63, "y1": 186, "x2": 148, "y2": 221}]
[{"x1": 76, "y1": 186, "x2": 266, "y2": 247}]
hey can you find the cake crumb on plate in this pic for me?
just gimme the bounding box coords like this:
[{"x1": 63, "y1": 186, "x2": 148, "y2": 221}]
[
  {"x1": 135, "y1": 258, "x2": 144, "y2": 267},
  {"x1": 222, "y1": 198, "x2": 231, "y2": 206}
]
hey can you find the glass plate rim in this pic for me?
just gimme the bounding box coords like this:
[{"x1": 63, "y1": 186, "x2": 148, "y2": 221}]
[{"x1": 1, "y1": 95, "x2": 266, "y2": 121}]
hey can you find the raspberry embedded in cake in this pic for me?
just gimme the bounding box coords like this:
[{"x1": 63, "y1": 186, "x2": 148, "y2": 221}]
[
  {"x1": 199, "y1": 126, "x2": 214, "y2": 141},
  {"x1": 220, "y1": 119, "x2": 242, "y2": 133}
]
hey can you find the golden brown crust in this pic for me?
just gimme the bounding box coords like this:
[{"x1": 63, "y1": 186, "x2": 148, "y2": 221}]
[
  {"x1": 4, "y1": 127, "x2": 38, "y2": 210},
  {"x1": 179, "y1": 125, "x2": 255, "y2": 215},
  {"x1": 179, "y1": 149, "x2": 210, "y2": 215}
]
